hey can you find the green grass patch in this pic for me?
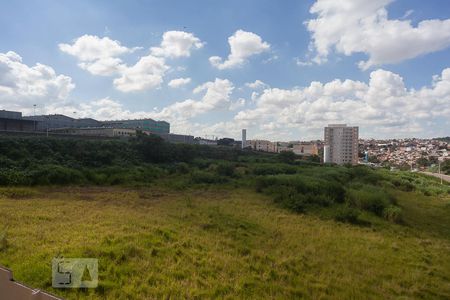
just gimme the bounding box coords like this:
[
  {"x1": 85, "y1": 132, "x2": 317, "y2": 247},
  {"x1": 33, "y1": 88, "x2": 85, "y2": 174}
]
[{"x1": 0, "y1": 187, "x2": 449, "y2": 299}]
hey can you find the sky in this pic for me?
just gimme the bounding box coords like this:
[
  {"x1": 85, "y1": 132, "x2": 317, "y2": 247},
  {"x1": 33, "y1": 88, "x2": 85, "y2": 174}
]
[{"x1": 1, "y1": 0, "x2": 450, "y2": 141}]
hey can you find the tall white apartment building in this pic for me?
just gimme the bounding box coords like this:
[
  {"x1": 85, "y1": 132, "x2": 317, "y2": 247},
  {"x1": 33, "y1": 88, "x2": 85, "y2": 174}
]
[{"x1": 324, "y1": 124, "x2": 359, "y2": 165}]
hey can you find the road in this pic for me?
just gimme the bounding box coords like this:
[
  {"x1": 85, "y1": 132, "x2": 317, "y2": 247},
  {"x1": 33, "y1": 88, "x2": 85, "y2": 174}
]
[{"x1": 421, "y1": 172, "x2": 450, "y2": 183}]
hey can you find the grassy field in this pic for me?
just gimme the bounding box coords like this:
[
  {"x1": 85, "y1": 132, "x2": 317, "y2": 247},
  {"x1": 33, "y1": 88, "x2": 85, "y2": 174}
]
[{"x1": 1, "y1": 184, "x2": 450, "y2": 299}]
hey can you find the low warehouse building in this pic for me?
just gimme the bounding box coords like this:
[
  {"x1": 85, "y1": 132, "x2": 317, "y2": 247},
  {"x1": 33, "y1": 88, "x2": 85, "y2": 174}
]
[
  {"x1": 50, "y1": 127, "x2": 136, "y2": 137},
  {"x1": 0, "y1": 110, "x2": 35, "y2": 131}
]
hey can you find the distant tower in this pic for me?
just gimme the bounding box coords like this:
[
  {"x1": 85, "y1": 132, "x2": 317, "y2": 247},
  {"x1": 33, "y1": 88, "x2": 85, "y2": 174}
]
[{"x1": 242, "y1": 129, "x2": 247, "y2": 149}]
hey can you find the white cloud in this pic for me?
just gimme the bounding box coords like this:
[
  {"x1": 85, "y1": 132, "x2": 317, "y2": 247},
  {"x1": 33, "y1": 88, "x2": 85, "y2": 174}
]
[
  {"x1": 209, "y1": 30, "x2": 270, "y2": 69},
  {"x1": 0, "y1": 51, "x2": 75, "y2": 113},
  {"x1": 230, "y1": 68, "x2": 450, "y2": 140},
  {"x1": 59, "y1": 35, "x2": 138, "y2": 76},
  {"x1": 306, "y1": 0, "x2": 450, "y2": 69},
  {"x1": 401, "y1": 9, "x2": 414, "y2": 19},
  {"x1": 113, "y1": 54, "x2": 169, "y2": 92},
  {"x1": 168, "y1": 77, "x2": 191, "y2": 88},
  {"x1": 78, "y1": 57, "x2": 126, "y2": 76},
  {"x1": 60, "y1": 32, "x2": 204, "y2": 92},
  {"x1": 295, "y1": 58, "x2": 313, "y2": 67},
  {"x1": 245, "y1": 80, "x2": 268, "y2": 90},
  {"x1": 60, "y1": 35, "x2": 169, "y2": 92},
  {"x1": 229, "y1": 98, "x2": 246, "y2": 111},
  {"x1": 59, "y1": 34, "x2": 135, "y2": 61},
  {"x1": 151, "y1": 31, "x2": 204, "y2": 58},
  {"x1": 154, "y1": 78, "x2": 234, "y2": 119}
]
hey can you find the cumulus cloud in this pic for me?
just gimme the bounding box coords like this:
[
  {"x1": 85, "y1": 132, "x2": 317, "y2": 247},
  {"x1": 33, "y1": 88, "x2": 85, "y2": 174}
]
[
  {"x1": 209, "y1": 30, "x2": 270, "y2": 69},
  {"x1": 60, "y1": 35, "x2": 168, "y2": 92},
  {"x1": 168, "y1": 77, "x2": 191, "y2": 88},
  {"x1": 229, "y1": 98, "x2": 246, "y2": 111},
  {"x1": 59, "y1": 35, "x2": 139, "y2": 76},
  {"x1": 113, "y1": 55, "x2": 169, "y2": 92},
  {"x1": 154, "y1": 78, "x2": 234, "y2": 119},
  {"x1": 151, "y1": 31, "x2": 204, "y2": 58},
  {"x1": 0, "y1": 51, "x2": 75, "y2": 112},
  {"x1": 60, "y1": 32, "x2": 202, "y2": 92},
  {"x1": 245, "y1": 80, "x2": 268, "y2": 90},
  {"x1": 305, "y1": 0, "x2": 450, "y2": 69},
  {"x1": 230, "y1": 67, "x2": 450, "y2": 139}
]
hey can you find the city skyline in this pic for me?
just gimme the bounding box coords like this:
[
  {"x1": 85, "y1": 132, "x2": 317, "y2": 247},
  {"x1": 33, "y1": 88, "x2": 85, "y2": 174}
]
[{"x1": 1, "y1": 0, "x2": 450, "y2": 141}]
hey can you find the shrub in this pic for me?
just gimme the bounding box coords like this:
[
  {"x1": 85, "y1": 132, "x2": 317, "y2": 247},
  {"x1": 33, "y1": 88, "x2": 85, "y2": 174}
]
[
  {"x1": 31, "y1": 165, "x2": 85, "y2": 185},
  {"x1": 334, "y1": 206, "x2": 361, "y2": 224},
  {"x1": 346, "y1": 186, "x2": 390, "y2": 216},
  {"x1": 256, "y1": 174, "x2": 346, "y2": 212},
  {"x1": 278, "y1": 151, "x2": 297, "y2": 164},
  {"x1": 216, "y1": 162, "x2": 235, "y2": 177},
  {"x1": 273, "y1": 187, "x2": 307, "y2": 213},
  {"x1": 252, "y1": 163, "x2": 297, "y2": 175},
  {"x1": 0, "y1": 228, "x2": 8, "y2": 252},
  {"x1": 0, "y1": 169, "x2": 31, "y2": 185},
  {"x1": 383, "y1": 205, "x2": 403, "y2": 223},
  {"x1": 191, "y1": 171, "x2": 228, "y2": 184},
  {"x1": 391, "y1": 178, "x2": 415, "y2": 192},
  {"x1": 175, "y1": 162, "x2": 190, "y2": 174}
]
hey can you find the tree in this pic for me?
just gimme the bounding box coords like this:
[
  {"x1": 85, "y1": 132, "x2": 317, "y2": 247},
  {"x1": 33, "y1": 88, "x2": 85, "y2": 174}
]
[
  {"x1": 278, "y1": 151, "x2": 297, "y2": 164},
  {"x1": 442, "y1": 159, "x2": 450, "y2": 175},
  {"x1": 416, "y1": 156, "x2": 430, "y2": 167}
]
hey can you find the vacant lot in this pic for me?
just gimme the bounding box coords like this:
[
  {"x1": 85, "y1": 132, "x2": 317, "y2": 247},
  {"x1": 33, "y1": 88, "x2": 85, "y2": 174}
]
[{"x1": 1, "y1": 186, "x2": 449, "y2": 299}]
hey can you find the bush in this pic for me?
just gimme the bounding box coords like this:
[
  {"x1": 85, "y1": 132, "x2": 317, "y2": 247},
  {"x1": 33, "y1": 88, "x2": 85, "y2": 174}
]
[
  {"x1": 0, "y1": 169, "x2": 31, "y2": 185},
  {"x1": 346, "y1": 186, "x2": 391, "y2": 216},
  {"x1": 0, "y1": 228, "x2": 8, "y2": 252},
  {"x1": 175, "y1": 162, "x2": 190, "y2": 174},
  {"x1": 30, "y1": 165, "x2": 85, "y2": 185},
  {"x1": 334, "y1": 206, "x2": 361, "y2": 224},
  {"x1": 216, "y1": 162, "x2": 235, "y2": 177},
  {"x1": 272, "y1": 187, "x2": 307, "y2": 213},
  {"x1": 252, "y1": 163, "x2": 297, "y2": 175},
  {"x1": 391, "y1": 178, "x2": 415, "y2": 192},
  {"x1": 256, "y1": 174, "x2": 346, "y2": 211},
  {"x1": 278, "y1": 151, "x2": 297, "y2": 164},
  {"x1": 383, "y1": 205, "x2": 403, "y2": 223},
  {"x1": 191, "y1": 171, "x2": 228, "y2": 184}
]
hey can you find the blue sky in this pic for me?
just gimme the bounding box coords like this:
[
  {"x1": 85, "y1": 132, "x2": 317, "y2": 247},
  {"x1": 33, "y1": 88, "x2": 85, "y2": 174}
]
[{"x1": 1, "y1": 0, "x2": 450, "y2": 140}]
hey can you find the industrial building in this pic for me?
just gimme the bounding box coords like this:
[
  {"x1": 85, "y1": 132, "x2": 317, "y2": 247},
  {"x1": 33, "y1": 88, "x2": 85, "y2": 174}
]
[
  {"x1": 195, "y1": 138, "x2": 218, "y2": 145},
  {"x1": 50, "y1": 127, "x2": 137, "y2": 137},
  {"x1": 102, "y1": 118, "x2": 170, "y2": 134},
  {"x1": 324, "y1": 124, "x2": 359, "y2": 165},
  {"x1": 22, "y1": 115, "x2": 170, "y2": 135},
  {"x1": 157, "y1": 133, "x2": 194, "y2": 144},
  {"x1": 23, "y1": 114, "x2": 101, "y2": 131},
  {"x1": 0, "y1": 110, "x2": 35, "y2": 132}
]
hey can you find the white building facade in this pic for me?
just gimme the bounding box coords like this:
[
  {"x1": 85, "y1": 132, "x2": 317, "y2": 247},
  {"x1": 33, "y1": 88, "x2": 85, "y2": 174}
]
[{"x1": 324, "y1": 124, "x2": 359, "y2": 165}]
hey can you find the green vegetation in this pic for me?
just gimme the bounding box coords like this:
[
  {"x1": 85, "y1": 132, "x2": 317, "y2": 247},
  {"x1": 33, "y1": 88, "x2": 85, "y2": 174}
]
[
  {"x1": 442, "y1": 159, "x2": 450, "y2": 175},
  {"x1": 0, "y1": 185, "x2": 449, "y2": 299},
  {"x1": 0, "y1": 135, "x2": 449, "y2": 298}
]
